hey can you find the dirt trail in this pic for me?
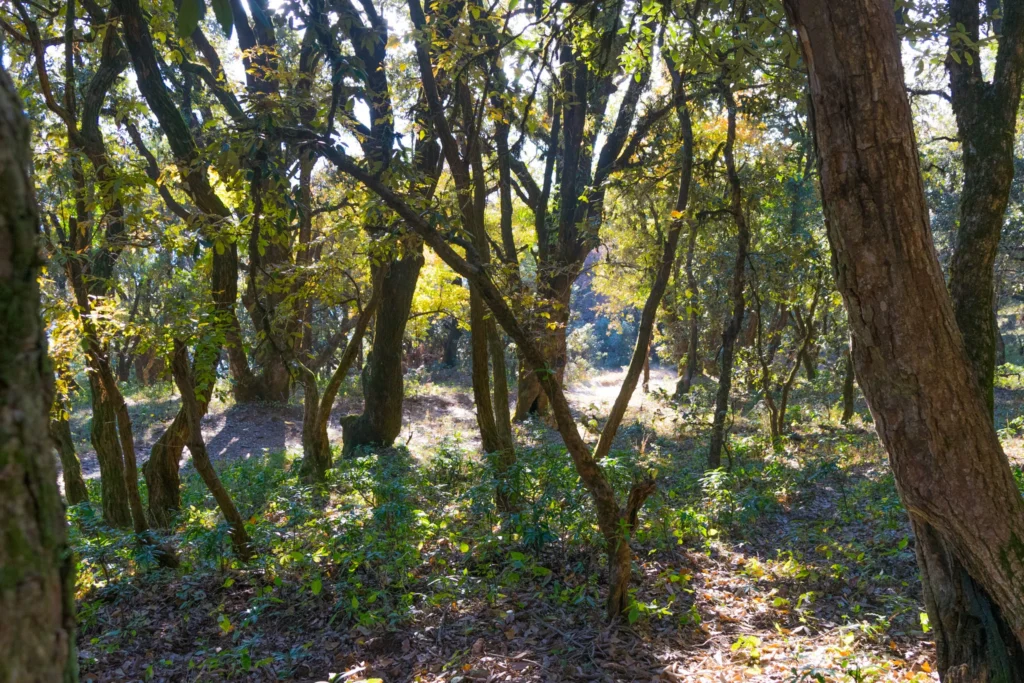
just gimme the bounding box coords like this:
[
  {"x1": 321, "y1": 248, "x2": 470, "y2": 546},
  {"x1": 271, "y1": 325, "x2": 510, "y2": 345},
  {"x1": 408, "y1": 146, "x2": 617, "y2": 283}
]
[{"x1": 65, "y1": 367, "x2": 679, "y2": 485}]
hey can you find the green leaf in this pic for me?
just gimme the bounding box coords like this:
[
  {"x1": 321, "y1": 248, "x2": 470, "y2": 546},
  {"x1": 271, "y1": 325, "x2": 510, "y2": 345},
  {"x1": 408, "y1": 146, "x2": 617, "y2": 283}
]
[
  {"x1": 311, "y1": 578, "x2": 322, "y2": 595},
  {"x1": 627, "y1": 604, "x2": 640, "y2": 624},
  {"x1": 176, "y1": 0, "x2": 205, "y2": 38},
  {"x1": 211, "y1": 0, "x2": 233, "y2": 38},
  {"x1": 459, "y1": 542, "x2": 469, "y2": 553}
]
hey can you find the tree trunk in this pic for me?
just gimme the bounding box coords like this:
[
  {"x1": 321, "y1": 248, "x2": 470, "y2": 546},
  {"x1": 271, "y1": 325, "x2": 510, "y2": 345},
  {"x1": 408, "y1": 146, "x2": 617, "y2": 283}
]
[
  {"x1": 674, "y1": 221, "x2": 701, "y2": 398},
  {"x1": 0, "y1": 65, "x2": 78, "y2": 682},
  {"x1": 441, "y1": 315, "x2": 462, "y2": 367},
  {"x1": 946, "y1": 0, "x2": 1024, "y2": 416},
  {"x1": 88, "y1": 374, "x2": 132, "y2": 528},
  {"x1": 642, "y1": 348, "x2": 651, "y2": 394},
  {"x1": 301, "y1": 284, "x2": 379, "y2": 481},
  {"x1": 996, "y1": 309, "x2": 1007, "y2": 367},
  {"x1": 840, "y1": 347, "x2": 856, "y2": 423},
  {"x1": 170, "y1": 343, "x2": 253, "y2": 560},
  {"x1": 341, "y1": 248, "x2": 423, "y2": 455},
  {"x1": 514, "y1": 281, "x2": 572, "y2": 421},
  {"x1": 487, "y1": 320, "x2": 517, "y2": 512},
  {"x1": 50, "y1": 407, "x2": 89, "y2": 505},
  {"x1": 142, "y1": 411, "x2": 187, "y2": 528},
  {"x1": 786, "y1": 0, "x2": 1024, "y2": 676},
  {"x1": 708, "y1": 80, "x2": 750, "y2": 470}
]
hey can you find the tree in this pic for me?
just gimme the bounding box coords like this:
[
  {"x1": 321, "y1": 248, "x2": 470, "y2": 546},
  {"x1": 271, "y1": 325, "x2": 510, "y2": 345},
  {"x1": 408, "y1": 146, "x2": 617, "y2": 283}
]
[
  {"x1": 0, "y1": 62, "x2": 77, "y2": 683},
  {"x1": 305, "y1": 40, "x2": 697, "y2": 609},
  {"x1": 785, "y1": 0, "x2": 1024, "y2": 676},
  {"x1": 946, "y1": 0, "x2": 1024, "y2": 413},
  {"x1": 707, "y1": 77, "x2": 750, "y2": 469}
]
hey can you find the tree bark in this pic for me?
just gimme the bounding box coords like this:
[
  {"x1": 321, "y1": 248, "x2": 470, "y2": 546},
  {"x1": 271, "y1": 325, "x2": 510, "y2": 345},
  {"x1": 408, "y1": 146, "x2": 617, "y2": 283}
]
[
  {"x1": 785, "y1": 0, "x2": 1024, "y2": 677},
  {"x1": 300, "y1": 284, "x2": 380, "y2": 480},
  {"x1": 946, "y1": 0, "x2": 1024, "y2": 415},
  {"x1": 341, "y1": 249, "x2": 423, "y2": 455},
  {"x1": 708, "y1": 79, "x2": 750, "y2": 469},
  {"x1": 49, "y1": 406, "x2": 89, "y2": 506},
  {"x1": 142, "y1": 412, "x2": 187, "y2": 528},
  {"x1": 170, "y1": 343, "x2": 253, "y2": 560},
  {"x1": 840, "y1": 347, "x2": 856, "y2": 424},
  {"x1": 674, "y1": 221, "x2": 701, "y2": 398},
  {"x1": 88, "y1": 374, "x2": 131, "y2": 527},
  {"x1": 0, "y1": 64, "x2": 78, "y2": 683}
]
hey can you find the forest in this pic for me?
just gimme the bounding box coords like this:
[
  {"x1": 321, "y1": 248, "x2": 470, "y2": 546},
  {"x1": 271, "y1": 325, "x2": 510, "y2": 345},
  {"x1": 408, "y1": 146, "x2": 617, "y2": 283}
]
[{"x1": 4, "y1": 0, "x2": 1024, "y2": 680}]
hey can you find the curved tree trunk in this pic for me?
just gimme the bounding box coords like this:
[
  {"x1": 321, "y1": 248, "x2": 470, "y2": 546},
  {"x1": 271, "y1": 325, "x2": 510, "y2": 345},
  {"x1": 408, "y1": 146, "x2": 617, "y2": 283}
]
[
  {"x1": 341, "y1": 248, "x2": 423, "y2": 455},
  {"x1": 0, "y1": 65, "x2": 78, "y2": 682},
  {"x1": 300, "y1": 283, "x2": 380, "y2": 480},
  {"x1": 708, "y1": 79, "x2": 750, "y2": 470},
  {"x1": 170, "y1": 343, "x2": 253, "y2": 560},
  {"x1": 785, "y1": 1, "x2": 1024, "y2": 677}
]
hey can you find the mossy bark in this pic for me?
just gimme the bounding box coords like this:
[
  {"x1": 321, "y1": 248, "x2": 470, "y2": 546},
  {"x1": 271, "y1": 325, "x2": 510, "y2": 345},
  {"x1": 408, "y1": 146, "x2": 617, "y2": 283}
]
[
  {"x1": 341, "y1": 250, "x2": 423, "y2": 456},
  {"x1": 0, "y1": 63, "x2": 78, "y2": 683},
  {"x1": 49, "y1": 408, "x2": 89, "y2": 506}
]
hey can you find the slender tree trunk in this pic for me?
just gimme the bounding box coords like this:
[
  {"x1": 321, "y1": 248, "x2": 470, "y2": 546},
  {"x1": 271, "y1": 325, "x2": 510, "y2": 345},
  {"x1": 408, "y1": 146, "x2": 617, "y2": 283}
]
[
  {"x1": 487, "y1": 320, "x2": 517, "y2": 512},
  {"x1": 786, "y1": 1, "x2": 1024, "y2": 677},
  {"x1": 301, "y1": 284, "x2": 379, "y2": 480},
  {"x1": 840, "y1": 347, "x2": 856, "y2": 424},
  {"x1": 708, "y1": 80, "x2": 750, "y2": 469},
  {"x1": 170, "y1": 344, "x2": 253, "y2": 560},
  {"x1": 675, "y1": 221, "x2": 701, "y2": 398},
  {"x1": 50, "y1": 407, "x2": 89, "y2": 505},
  {"x1": 996, "y1": 311, "x2": 1007, "y2": 366},
  {"x1": 0, "y1": 66, "x2": 78, "y2": 682},
  {"x1": 341, "y1": 249, "x2": 423, "y2": 455},
  {"x1": 642, "y1": 347, "x2": 651, "y2": 394}
]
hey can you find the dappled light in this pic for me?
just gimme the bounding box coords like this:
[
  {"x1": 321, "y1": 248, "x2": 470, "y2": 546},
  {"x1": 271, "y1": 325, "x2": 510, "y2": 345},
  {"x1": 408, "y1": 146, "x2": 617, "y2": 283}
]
[{"x1": 3, "y1": 0, "x2": 1024, "y2": 680}]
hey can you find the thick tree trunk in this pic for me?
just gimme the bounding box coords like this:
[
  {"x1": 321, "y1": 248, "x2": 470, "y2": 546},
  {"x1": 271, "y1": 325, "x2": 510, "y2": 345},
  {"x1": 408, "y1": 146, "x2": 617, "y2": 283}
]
[
  {"x1": 142, "y1": 411, "x2": 187, "y2": 528},
  {"x1": 341, "y1": 249, "x2": 422, "y2": 455},
  {"x1": 0, "y1": 66, "x2": 78, "y2": 682},
  {"x1": 786, "y1": 1, "x2": 1024, "y2": 677},
  {"x1": 946, "y1": 0, "x2": 1024, "y2": 416},
  {"x1": 88, "y1": 374, "x2": 132, "y2": 527},
  {"x1": 50, "y1": 408, "x2": 89, "y2": 505},
  {"x1": 514, "y1": 283, "x2": 571, "y2": 420},
  {"x1": 708, "y1": 80, "x2": 749, "y2": 470}
]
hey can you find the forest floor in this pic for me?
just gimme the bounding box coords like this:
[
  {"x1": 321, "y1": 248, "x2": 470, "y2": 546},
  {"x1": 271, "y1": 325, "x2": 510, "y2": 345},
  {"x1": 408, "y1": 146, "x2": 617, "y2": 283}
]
[{"x1": 65, "y1": 366, "x2": 1024, "y2": 683}]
